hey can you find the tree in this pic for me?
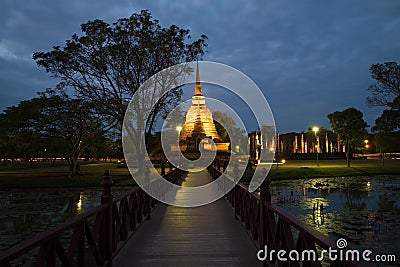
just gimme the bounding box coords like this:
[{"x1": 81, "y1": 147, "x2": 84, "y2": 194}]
[
  {"x1": 212, "y1": 111, "x2": 249, "y2": 153},
  {"x1": 327, "y1": 108, "x2": 368, "y2": 167},
  {"x1": 37, "y1": 90, "x2": 104, "y2": 175},
  {"x1": 367, "y1": 62, "x2": 400, "y2": 108},
  {"x1": 42, "y1": 136, "x2": 69, "y2": 167},
  {"x1": 33, "y1": 10, "x2": 208, "y2": 172},
  {"x1": 371, "y1": 109, "x2": 400, "y2": 165},
  {"x1": 213, "y1": 111, "x2": 236, "y2": 143},
  {"x1": 367, "y1": 61, "x2": 400, "y2": 164},
  {"x1": 0, "y1": 90, "x2": 103, "y2": 175},
  {"x1": 373, "y1": 109, "x2": 400, "y2": 133},
  {"x1": 367, "y1": 61, "x2": 400, "y2": 132},
  {"x1": 0, "y1": 98, "x2": 46, "y2": 167}
]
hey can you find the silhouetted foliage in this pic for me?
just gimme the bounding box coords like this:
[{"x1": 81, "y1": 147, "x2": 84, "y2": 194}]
[
  {"x1": 0, "y1": 90, "x2": 104, "y2": 175},
  {"x1": 213, "y1": 111, "x2": 235, "y2": 143},
  {"x1": 367, "y1": 61, "x2": 400, "y2": 109},
  {"x1": 367, "y1": 61, "x2": 400, "y2": 134},
  {"x1": 327, "y1": 108, "x2": 368, "y2": 167},
  {"x1": 33, "y1": 10, "x2": 207, "y2": 131},
  {"x1": 33, "y1": 10, "x2": 208, "y2": 173}
]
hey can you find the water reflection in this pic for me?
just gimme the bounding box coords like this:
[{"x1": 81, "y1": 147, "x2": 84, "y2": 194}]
[
  {"x1": 76, "y1": 192, "x2": 83, "y2": 214},
  {"x1": 0, "y1": 187, "x2": 129, "y2": 251},
  {"x1": 312, "y1": 198, "x2": 326, "y2": 227},
  {"x1": 271, "y1": 176, "x2": 400, "y2": 261}
]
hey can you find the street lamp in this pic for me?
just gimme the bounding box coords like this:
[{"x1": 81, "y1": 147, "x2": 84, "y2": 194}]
[
  {"x1": 312, "y1": 126, "x2": 319, "y2": 166},
  {"x1": 364, "y1": 139, "x2": 369, "y2": 149},
  {"x1": 363, "y1": 139, "x2": 369, "y2": 160}
]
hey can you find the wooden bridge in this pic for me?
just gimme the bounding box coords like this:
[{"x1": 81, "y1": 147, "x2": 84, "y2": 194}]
[{"x1": 0, "y1": 163, "x2": 365, "y2": 266}]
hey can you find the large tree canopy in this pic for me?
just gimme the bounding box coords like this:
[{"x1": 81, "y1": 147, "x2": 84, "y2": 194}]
[
  {"x1": 367, "y1": 61, "x2": 400, "y2": 108},
  {"x1": 33, "y1": 10, "x2": 208, "y2": 173},
  {"x1": 327, "y1": 107, "x2": 368, "y2": 167},
  {"x1": 37, "y1": 90, "x2": 104, "y2": 175},
  {"x1": 0, "y1": 90, "x2": 103, "y2": 174},
  {"x1": 367, "y1": 61, "x2": 400, "y2": 133},
  {"x1": 0, "y1": 98, "x2": 45, "y2": 167},
  {"x1": 33, "y1": 9, "x2": 208, "y2": 130}
]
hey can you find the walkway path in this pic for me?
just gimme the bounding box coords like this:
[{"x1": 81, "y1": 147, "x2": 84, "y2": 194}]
[{"x1": 113, "y1": 170, "x2": 261, "y2": 266}]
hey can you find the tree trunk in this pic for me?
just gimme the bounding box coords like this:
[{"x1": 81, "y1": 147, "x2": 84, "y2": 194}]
[
  {"x1": 346, "y1": 137, "x2": 351, "y2": 168},
  {"x1": 136, "y1": 148, "x2": 145, "y2": 174},
  {"x1": 29, "y1": 158, "x2": 34, "y2": 168},
  {"x1": 66, "y1": 156, "x2": 79, "y2": 176}
]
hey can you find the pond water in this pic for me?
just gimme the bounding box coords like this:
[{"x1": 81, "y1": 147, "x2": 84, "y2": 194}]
[
  {"x1": 0, "y1": 187, "x2": 130, "y2": 251},
  {"x1": 271, "y1": 175, "x2": 400, "y2": 263}
]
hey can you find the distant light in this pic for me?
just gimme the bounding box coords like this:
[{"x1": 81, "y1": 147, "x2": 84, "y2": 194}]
[
  {"x1": 367, "y1": 181, "x2": 371, "y2": 187},
  {"x1": 364, "y1": 140, "x2": 369, "y2": 144},
  {"x1": 176, "y1": 126, "x2": 182, "y2": 132},
  {"x1": 77, "y1": 193, "x2": 83, "y2": 214},
  {"x1": 312, "y1": 126, "x2": 319, "y2": 134},
  {"x1": 281, "y1": 159, "x2": 286, "y2": 164}
]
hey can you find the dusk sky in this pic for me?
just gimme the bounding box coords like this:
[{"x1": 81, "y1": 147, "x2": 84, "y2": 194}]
[{"x1": 1, "y1": 0, "x2": 399, "y2": 133}]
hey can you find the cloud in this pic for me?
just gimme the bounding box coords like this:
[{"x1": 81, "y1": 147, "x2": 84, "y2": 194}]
[{"x1": 0, "y1": 0, "x2": 399, "y2": 132}]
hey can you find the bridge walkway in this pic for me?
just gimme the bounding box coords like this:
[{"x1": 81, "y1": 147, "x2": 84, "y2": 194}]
[{"x1": 113, "y1": 170, "x2": 261, "y2": 266}]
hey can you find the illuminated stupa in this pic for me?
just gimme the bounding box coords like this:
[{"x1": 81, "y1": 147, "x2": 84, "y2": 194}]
[
  {"x1": 179, "y1": 63, "x2": 229, "y2": 153},
  {"x1": 179, "y1": 63, "x2": 220, "y2": 142}
]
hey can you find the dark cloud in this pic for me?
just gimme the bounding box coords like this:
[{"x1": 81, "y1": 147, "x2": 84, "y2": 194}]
[{"x1": 0, "y1": 0, "x2": 399, "y2": 132}]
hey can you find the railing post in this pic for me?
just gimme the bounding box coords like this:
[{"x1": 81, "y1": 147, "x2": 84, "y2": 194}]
[
  {"x1": 161, "y1": 161, "x2": 166, "y2": 176},
  {"x1": 259, "y1": 167, "x2": 271, "y2": 253},
  {"x1": 101, "y1": 170, "x2": 113, "y2": 267},
  {"x1": 233, "y1": 162, "x2": 239, "y2": 220},
  {"x1": 169, "y1": 161, "x2": 173, "y2": 172},
  {"x1": 144, "y1": 165, "x2": 151, "y2": 220},
  {"x1": 260, "y1": 168, "x2": 271, "y2": 203}
]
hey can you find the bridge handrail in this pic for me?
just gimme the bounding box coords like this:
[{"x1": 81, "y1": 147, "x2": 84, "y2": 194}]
[
  {"x1": 0, "y1": 166, "x2": 185, "y2": 267},
  {"x1": 0, "y1": 204, "x2": 108, "y2": 264},
  {"x1": 207, "y1": 163, "x2": 371, "y2": 267}
]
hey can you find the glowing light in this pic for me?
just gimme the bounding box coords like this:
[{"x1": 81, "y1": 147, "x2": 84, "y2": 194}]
[
  {"x1": 364, "y1": 140, "x2": 369, "y2": 149},
  {"x1": 77, "y1": 192, "x2": 82, "y2": 214},
  {"x1": 312, "y1": 126, "x2": 319, "y2": 134},
  {"x1": 281, "y1": 159, "x2": 286, "y2": 164},
  {"x1": 176, "y1": 126, "x2": 182, "y2": 132}
]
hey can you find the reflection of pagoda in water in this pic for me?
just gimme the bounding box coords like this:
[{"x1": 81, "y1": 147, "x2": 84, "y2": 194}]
[{"x1": 179, "y1": 62, "x2": 229, "y2": 153}]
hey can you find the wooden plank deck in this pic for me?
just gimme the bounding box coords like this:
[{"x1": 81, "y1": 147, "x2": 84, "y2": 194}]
[{"x1": 113, "y1": 170, "x2": 261, "y2": 266}]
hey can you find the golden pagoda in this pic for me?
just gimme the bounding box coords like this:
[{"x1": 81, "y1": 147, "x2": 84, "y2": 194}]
[{"x1": 179, "y1": 62, "x2": 229, "y2": 153}]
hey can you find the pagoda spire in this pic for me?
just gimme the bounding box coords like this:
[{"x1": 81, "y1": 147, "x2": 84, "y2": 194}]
[{"x1": 194, "y1": 61, "x2": 203, "y2": 96}]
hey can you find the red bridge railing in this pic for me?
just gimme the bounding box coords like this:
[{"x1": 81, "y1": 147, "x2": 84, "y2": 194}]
[
  {"x1": 0, "y1": 167, "x2": 185, "y2": 267},
  {"x1": 207, "y1": 163, "x2": 372, "y2": 267}
]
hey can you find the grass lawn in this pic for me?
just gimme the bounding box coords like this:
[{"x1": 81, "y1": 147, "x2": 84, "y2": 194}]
[
  {"x1": 266, "y1": 158, "x2": 400, "y2": 180},
  {"x1": 0, "y1": 162, "x2": 135, "y2": 189},
  {"x1": 1, "y1": 159, "x2": 399, "y2": 188}
]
